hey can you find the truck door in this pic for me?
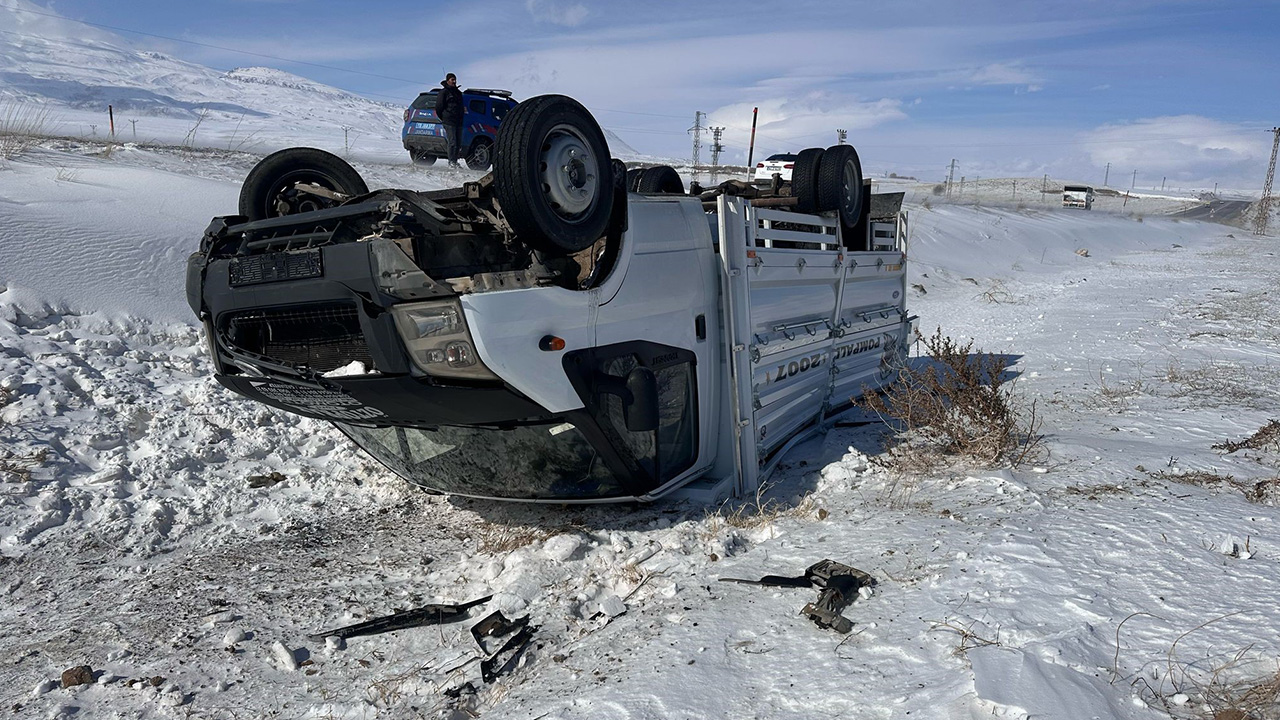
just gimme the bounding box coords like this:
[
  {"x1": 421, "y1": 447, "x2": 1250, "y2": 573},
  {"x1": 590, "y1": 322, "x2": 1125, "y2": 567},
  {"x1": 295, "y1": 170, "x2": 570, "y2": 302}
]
[{"x1": 589, "y1": 197, "x2": 719, "y2": 495}]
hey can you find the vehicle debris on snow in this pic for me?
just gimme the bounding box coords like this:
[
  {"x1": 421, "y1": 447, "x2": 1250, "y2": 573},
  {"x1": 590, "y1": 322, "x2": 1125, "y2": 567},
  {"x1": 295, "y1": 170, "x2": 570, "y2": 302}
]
[
  {"x1": 309, "y1": 594, "x2": 492, "y2": 640},
  {"x1": 720, "y1": 559, "x2": 875, "y2": 634}
]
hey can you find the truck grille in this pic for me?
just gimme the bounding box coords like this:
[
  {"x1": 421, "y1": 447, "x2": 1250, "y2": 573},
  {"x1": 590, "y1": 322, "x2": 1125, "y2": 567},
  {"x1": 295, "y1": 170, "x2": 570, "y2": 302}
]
[{"x1": 222, "y1": 303, "x2": 373, "y2": 373}]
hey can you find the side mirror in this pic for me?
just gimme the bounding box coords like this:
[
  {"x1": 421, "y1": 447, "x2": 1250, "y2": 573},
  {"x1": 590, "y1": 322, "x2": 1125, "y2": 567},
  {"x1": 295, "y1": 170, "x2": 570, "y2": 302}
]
[{"x1": 623, "y1": 367, "x2": 659, "y2": 433}]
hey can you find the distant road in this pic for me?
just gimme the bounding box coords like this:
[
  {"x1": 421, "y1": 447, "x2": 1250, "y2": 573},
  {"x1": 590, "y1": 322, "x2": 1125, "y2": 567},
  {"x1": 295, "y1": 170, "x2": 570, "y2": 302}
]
[{"x1": 1172, "y1": 199, "x2": 1252, "y2": 223}]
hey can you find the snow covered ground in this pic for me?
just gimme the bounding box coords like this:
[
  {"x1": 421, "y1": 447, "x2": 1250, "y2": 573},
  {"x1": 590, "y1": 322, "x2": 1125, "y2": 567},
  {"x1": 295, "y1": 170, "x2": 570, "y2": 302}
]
[
  {"x1": 4, "y1": 1, "x2": 1280, "y2": 716},
  {"x1": 2, "y1": 136, "x2": 1279, "y2": 720}
]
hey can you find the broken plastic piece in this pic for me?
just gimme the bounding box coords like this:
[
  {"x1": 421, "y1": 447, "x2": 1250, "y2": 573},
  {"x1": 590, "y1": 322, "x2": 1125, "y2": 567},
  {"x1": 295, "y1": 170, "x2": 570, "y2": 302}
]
[
  {"x1": 800, "y1": 559, "x2": 874, "y2": 634},
  {"x1": 718, "y1": 574, "x2": 813, "y2": 588},
  {"x1": 309, "y1": 595, "x2": 492, "y2": 640},
  {"x1": 480, "y1": 624, "x2": 536, "y2": 684},
  {"x1": 719, "y1": 559, "x2": 875, "y2": 634},
  {"x1": 470, "y1": 610, "x2": 530, "y2": 655}
]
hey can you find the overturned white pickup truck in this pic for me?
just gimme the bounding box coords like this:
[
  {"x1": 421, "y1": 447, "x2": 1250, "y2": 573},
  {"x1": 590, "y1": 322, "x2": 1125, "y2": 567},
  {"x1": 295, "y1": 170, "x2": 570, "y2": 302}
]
[{"x1": 186, "y1": 95, "x2": 913, "y2": 503}]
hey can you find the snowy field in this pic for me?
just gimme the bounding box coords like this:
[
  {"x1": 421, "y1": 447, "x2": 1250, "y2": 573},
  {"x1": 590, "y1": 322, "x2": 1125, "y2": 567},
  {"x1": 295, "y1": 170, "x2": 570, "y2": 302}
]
[
  {"x1": 5, "y1": 0, "x2": 1280, "y2": 716},
  {"x1": 2, "y1": 138, "x2": 1279, "y2": 720}
]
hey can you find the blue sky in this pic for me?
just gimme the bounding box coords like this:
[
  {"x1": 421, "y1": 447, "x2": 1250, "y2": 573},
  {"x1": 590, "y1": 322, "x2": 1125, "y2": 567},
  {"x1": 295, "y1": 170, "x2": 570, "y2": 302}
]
[{"x1": 29, "y1": 0, "x2": 1280, "y2": 189}]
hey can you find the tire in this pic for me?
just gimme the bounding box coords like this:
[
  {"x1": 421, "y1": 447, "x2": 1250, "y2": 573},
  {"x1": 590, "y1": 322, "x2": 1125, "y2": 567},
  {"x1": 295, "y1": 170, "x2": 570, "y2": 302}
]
[
  {"x1": 239, "y1": 148, "x2": 368, "y2": 221},
  {"x1": 626, "y1": 167, "x2": 644, "y2": 192},
  {"x1": 791, "y1": 147, "x2": 824, "y2": 214},
  {"x1": 816, "y1": 144, "x2": 864, "y2": 226},
  {"x1": 493, "y1": 95, "x2": 614, "y2": 255},
  {"x1": 466, "y1": 139, "x2": 493, "y2": 170},
  {"x1": 410, "y1": 149, "x2": 437, "y2": 166},
  {"x1": 636, "y1": 166, "x2": 684, "y2": 194}
]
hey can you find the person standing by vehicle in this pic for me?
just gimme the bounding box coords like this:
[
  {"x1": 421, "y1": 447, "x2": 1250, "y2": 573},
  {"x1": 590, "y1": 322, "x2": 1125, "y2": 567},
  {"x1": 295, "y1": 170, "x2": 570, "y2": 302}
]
[{"x1": 435, "y1": 73, "x2": 464, "y2": 168}]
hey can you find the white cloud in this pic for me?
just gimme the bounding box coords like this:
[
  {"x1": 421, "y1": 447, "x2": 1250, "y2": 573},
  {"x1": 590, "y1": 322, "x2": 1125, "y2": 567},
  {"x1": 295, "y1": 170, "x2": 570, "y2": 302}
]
[
  {"x1": 526, "y1": 0, "x2": 589, "y2": 27},
  {"x1": 707, "y1": 94, "x2": 908, "y2": 159},
  {"x1": 1081, "y1": 115, "x2": 1271, "y2": 184},
  {"x1": 967, "y1": 62, "x2": 1040, "y2": 86}
]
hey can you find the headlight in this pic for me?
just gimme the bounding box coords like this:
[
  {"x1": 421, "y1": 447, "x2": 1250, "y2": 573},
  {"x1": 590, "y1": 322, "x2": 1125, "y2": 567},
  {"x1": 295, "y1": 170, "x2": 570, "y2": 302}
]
[
  {"x1": 403, "y1": 306, "x2": 460, "y2": 338},
  {"x1": 391, "y1": 299, "x2": 499, "y2": 381}
]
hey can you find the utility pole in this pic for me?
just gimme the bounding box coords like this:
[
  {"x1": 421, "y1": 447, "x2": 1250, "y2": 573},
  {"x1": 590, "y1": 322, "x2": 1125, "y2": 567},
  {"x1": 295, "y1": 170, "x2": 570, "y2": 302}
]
[
  {"x1": 1161, "y1": 176, "x2": 1166, "y2": 191},
  {"x1": 836, "y1": 129, "x2": 847, "y2": 145},
  {"x1": 1104, "y1": 162, "x2": 1110, "y2": 187},
  {"x1": 129, "y1": 119, "x2": 138, "y2": 141},
  {"x1": 1131, "y1": 169, "x2": 1138, "y2": 190},
  {"x1": 1042, "y1": 173, "x2": 1048, "y2": 204},
  {"x1": 688, "y1": 111, "x2": 706, "y2": 185},
  {"x1": 1256, "y1": 126, "x2": 1279, "y2": 236},
  {"x1": 709, "y1": 126, "x2": 725, "y2": 184},
  {"x1": 946, "y1": 159, "x2": 957, "y2": 199}
]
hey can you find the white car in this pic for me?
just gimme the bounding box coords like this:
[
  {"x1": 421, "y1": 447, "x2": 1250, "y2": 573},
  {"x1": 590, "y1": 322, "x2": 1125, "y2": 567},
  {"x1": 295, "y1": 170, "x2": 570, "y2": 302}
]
[{"x1": 753, "y1": 153, "x2": 797, "y2": 182}]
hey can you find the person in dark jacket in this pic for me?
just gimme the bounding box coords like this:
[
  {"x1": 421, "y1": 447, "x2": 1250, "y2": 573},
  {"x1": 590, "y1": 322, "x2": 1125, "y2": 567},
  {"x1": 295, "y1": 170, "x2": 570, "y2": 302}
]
[{"x1": 435, "y1": 73, "x2": 464, "y2": 168}]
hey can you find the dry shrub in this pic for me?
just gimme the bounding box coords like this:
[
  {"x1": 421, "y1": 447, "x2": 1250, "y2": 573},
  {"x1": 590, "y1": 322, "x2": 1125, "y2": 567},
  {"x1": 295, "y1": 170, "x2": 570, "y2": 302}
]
[
  {"x1": 860, "y1": 328, "x2": 1042, "y2": 469},
  {"x1": 1214, "y1": 421, "x2": 1280, "y2": 454}
]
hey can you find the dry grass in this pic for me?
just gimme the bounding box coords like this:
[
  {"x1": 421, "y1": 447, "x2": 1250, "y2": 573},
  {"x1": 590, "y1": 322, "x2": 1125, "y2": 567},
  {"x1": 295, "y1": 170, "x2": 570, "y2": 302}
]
[
  {"x1": 860, "y1": 328, "x2": 1043, "y2": 471},
  {"x1": 475, "y1": 523, "x2": 586, "y2": 554},
  {"x1": 1149, "y1": 468, "x2": 1280, "y2": 506},
  {"x1": 0, "y1": 448, "x2": 47, "y2": 482},
  {"x1": 0, "y1": 101, "x2": 53, "y2": 161},
  {"x1": 476, "y1": 525, "x2": 559, "y2": 554},
  {"x1": 925, "y1": 615, "x2": 1003, "y2": 657},
  {"x1": 1214, "y1": 421, "x2": 1280, "y2": 454},
  {"x1": 1162, "y1": 360, "x2": 1280, "y2": 408},
  {"x1": 1092, "y1": 366, "x2": 1151, "y2": 412},
  {"x1": 1113, "y1": 613, "x2": 1280, "y2": 720},
  {"x1": 977, "y1": 280, "x2": 1020, "y2": 305},
  {"x1": 1146, "y1": 643, "x2": 1280, "y2": 719},
  {"x1": 703, "y1": 482, "x2": 818, "y2": 539}
]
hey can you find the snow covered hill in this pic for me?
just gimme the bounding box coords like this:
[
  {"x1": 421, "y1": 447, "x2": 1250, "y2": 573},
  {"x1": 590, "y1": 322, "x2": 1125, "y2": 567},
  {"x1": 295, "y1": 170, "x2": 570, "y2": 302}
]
[
  {"x1": 0, "y1": 0, "x2": 650, "y2": 163},
  {"x1": 3, "y1": 139, "x2": 1280, "y2": 719}
]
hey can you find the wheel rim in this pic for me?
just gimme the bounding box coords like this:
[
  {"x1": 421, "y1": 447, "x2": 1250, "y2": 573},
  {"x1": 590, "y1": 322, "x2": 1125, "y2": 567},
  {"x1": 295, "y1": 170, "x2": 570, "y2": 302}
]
[
  {"x1": 471, "y1": 143, "x2": 490, "y2": 167},
  {"x1": 539, "y1": 123, "x2": 598, "y2": 220},
  {"x1": 842, "y1": 159, "x2": 859, "y2": 212},
  {"x1": 267, "y1": 170, "x2": 343, "y2": 216}
]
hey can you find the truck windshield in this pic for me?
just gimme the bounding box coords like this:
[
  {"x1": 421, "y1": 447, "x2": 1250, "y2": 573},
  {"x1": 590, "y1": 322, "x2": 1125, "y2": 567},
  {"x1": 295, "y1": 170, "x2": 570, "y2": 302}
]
[{"x1": 334, "y1": 421, "x2": 628, "y2": 500}]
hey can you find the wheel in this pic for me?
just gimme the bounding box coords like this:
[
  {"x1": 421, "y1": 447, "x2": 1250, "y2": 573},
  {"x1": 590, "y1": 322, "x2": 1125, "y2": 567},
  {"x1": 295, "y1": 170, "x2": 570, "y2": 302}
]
[
  {"x1": 636, "y1": 166, "x2": 684, "y2": 194},
  {"x1": 466, "y1": 139, "x2": 492, "y2": 170},
  {"x1": 626, "y1": 167, "x2": 644, "y2": 192},
  {"x1": 239, "y1": 148, "x2": 368, "y2": 221},
  {"x1": 493, "y1": 95, "x2": 614, "y2": 255},
  {"x1": 791, "y1": 147, "x2": 824, "y2": 214},
  {"x1": 611, "y1": 159, "x2": 629, "y2": 191},
  {"x1": 410, "y1": 149, "x2": 437, "y2": 166},
  {"x1": 817, "y1": 144, "x2": 864, "y2": 226}
]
